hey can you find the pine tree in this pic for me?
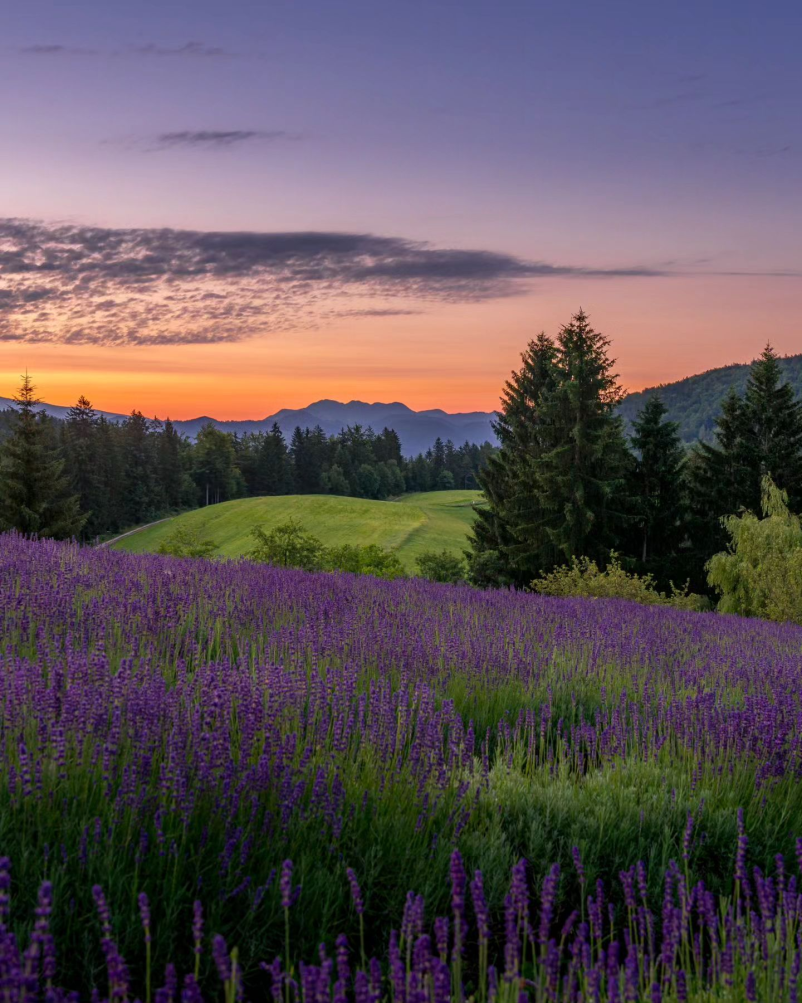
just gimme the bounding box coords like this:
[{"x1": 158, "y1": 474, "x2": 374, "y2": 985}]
[
  {"x1": 0, "y1": 375, "x2": 85, "y2": 539},
  {"x1": 686, "y1": 345, "x2": 802, "y2": 580},
  {"x1": 740, "y1": 344, "x2": 802, "y2": 511},
  {"x1": 627, "y1": 394, "x2": 688, "y2": 578},
  {"x1": 193, "y1": 424, "x2": 242, "y2": 505},
  {"x1": 62, "y1": 395, "x2": 105, "y2": 539},
  {"x1": 470, "y1": 331, "x2": 559, "y2": 586},
  {"x1": 157, "y1": 419, "x2": 186, "y2": 510},
  {"x1": 533, "y1": 310, "x2": 630, "y2": 566},
  {"x1": 255, "y1": 423, "x2": 292, "y2": 494},
  {"x1": 119, "y1": 410, "x2": 158, "y2": 525}
]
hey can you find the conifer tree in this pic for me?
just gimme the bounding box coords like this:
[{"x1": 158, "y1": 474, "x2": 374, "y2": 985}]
[
  {"x1": 157, "y1": 419, "x2": 188, "y2": 510},
  {"x1": 119, "y1": 410, "x2": 159, "y2": 525},
  {"x1": 740, "y1": 344, "x2": 802, "y2": 511},
  {"x1": 687, "y1": 346, "x2": 802, "y2": 578},
  {"x1": 0, "y1": 375, "x2": 85, "y2": 539},
  {"x1": 627, "y1": 394, "x2": 688, "y2": 577},
  {"x1": 62, "y1": 395, "x2": 104, "y2": 538},
  {"x1": 255, "y1": 423, "x2": 292, "y2": 494},
  {"x1": 532, "y1": 310, "x2": 630, "y2": 566},
  {"x1": 470, "y1": 332, "x2": 559, "y2": 586}
]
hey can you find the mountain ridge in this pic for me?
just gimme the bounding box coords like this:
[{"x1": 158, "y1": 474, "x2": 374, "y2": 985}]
[{"x1": 3, "y1": 352, "x2": 802, "y2": 452}]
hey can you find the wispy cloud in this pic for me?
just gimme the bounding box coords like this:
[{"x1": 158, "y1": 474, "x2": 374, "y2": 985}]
[
  {"x1": 0, "y1": 217, "x2": 714, "y2": 348},
  {"x1": 125, "y1": 41, "x2": 229, "y2": 58},
  {"x1": 148, "y1": 130, "x2": 298, "y2": 150},
  {"x1": 15, "y1": 40, "x2": 236, "y2": 59},
  {"x1": 17, "y1": 43, "x2": 99, "y2": 56}
]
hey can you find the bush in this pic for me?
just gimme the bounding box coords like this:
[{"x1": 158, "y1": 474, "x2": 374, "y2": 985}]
[
  {"x1": 532, "y1": 554, "x2": 706, "y2": 610},
  {"x1": 156, "y1": 524, "x2": 218, "y2": 559},
  {"x1": 249, "y1": 520, "x2": 326, "y2": 571},
  {"x1": 707, "y1": 476, "x2": 802, "y2": 623},
  {"x1": 249, "y1": 522, "x2": 405, "y2": 579},
  {"x1": 324, "y1": 543, "x2": 406, "y2": 580},
  {"x1": 416, "y1": 548, "x2": 468, "y2": 584}
]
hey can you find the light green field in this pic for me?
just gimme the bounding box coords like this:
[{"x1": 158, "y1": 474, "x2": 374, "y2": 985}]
[{"x1": 112, "y1": 490, "x2": 484, "y2": 571}]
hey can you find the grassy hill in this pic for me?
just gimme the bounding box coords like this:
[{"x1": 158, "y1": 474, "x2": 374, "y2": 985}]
[
  {"x1": 112, "y1": 489, "x2": 483, "y2": 571},
  {"x1": 618, "y1": 353, "x2": 802, "y2": 444}
]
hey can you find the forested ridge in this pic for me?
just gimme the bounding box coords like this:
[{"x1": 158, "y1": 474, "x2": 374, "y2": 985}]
[{"x1": 618, "y1": 352, "x2": 802, "y2": 443}]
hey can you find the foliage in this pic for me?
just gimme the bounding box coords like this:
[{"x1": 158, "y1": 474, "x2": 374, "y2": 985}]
[
  {"x1": 473, "y1": 311, "x2": 631, "y2": 586},
  {"x1": 249, "y1": 519, "x2": 326, "y2": 571},
  {"x1": 531, "y1": 554, "x2": 706, "y2": 610},
  {"x1": 415, "y1": 547, "x2": 468, "y2": 583},
  {"x1": 707, "y1": 476, "x2": 802, "y2": 623},
  {"x1": 626, "y1": 394, "x2": 688, "y2": 569},
  {"x1": 156, "y1": 523, "x2": 218, "y2": 559},
  {"x1": 688, "y1": 346, "x2": 802, "y2": 580},
  {"x1": 618, "y1": 348, "x2": 802, "y2": 445},
  {"x1": 323, "y1": 542, "x2": 406, "y2": 579},
  {"x1": 249, "y1": 520, "x2": 406, "y2": 578},
  {"x1": 0, "y1": 375, "x2": 85, "y2": 539}
]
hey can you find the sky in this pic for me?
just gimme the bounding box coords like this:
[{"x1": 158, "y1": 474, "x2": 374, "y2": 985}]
[{"x1": 0, "y1": 0, "x2": 800, "y2": 418}]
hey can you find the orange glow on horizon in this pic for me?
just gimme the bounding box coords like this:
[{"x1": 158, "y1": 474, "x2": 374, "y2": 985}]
[{"x1": 1, "y1": 277, "x2": 799, "y2": 420}]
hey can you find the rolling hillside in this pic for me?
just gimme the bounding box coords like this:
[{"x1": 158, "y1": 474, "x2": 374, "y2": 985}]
[
  {"x1": 618, "y1": 353, "x2": 802, "y2": 444},
  {"x1": 111, "y1": 490, "x2": 484, "y2": 571}
]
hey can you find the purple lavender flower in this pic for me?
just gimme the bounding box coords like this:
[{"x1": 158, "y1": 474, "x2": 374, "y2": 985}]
[{"x1": 346, "y1": 868, "x2": 364, "y2": 915}]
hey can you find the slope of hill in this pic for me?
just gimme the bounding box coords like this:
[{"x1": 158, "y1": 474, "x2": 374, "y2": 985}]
[
  {"x1": 111, "y1": 489, "x2": 483, "y2": 570},
  {"x1": 618, "y1": 354, "x2": 802, "y2": 444}
]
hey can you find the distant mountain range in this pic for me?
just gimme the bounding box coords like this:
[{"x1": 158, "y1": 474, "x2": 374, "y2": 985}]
[
  {"x1": 0, "y1": 396, "x2": 496, "y2": 457},
  {"x1": 3, "y1": 353, "x2": 801, "y2": 452}
]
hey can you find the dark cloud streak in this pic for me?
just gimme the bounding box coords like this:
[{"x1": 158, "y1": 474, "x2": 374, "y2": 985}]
[
  {"x1": 149, "y1": 130, "x2": 298, "y2": 150},
  {"x1": 2, "y1": 218, "x2": 771, "y2": 349}
]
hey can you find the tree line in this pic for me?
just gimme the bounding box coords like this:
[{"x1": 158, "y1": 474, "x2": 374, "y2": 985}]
[
  {"x1": 470, "y1": 310, "x2": 802, "y2": 595},
  {"x1": 0, "y1": 380, "x2": 495, "y2": 541}
]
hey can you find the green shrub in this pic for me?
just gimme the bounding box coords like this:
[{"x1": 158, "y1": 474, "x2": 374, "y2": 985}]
[
  {"x1": 707, "y1": 476, "x2": 802, "y2": 623},
  {"x1": 249, "y1": 522, "x2": 405, "y2": 579},
  {"x1": 324, "y1": 543, "x2": 406, "y2": 580},
  {"x1": 156, "y1": 524, "x2": 218, "y2": 559},
  {"x1": 249, "y1": 520, "x2": 326, "y2": 571},
  {"x1": 532, "y1": 555, "x2": 705, "y2": 610},
  {"x1": 416, "y1": 548, "x2": 468, "y2": 584}
]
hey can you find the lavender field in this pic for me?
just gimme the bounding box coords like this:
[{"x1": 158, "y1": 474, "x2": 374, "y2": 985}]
[{"x1": 3, "y1": 533, "x2": 802, "y2": 1001}]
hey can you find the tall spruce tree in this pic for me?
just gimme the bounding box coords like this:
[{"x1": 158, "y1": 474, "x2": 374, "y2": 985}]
[
  {"x1": 255, "y1": 423, "x2": 292, "y2": 494},
  {"x1": 470, "y1": 332, "x2": 559, "y2": 586},
  {"x1": 0, "y1": 375, "x2": 85, "y2": 539},
  {"x1": 687, "y1": 345, "x2": 802, "y2": 578},
  {"x1": 740, "y1": 344, "x2": 802, "y2": 511},
  {"x1": 532, "y1": 310, "x2": 630, "y2": 566},
  {"x1": 62, "y1": 395, "x2": 105, "y2": 539},
  {"x1": 627, "y1": 394, "x2": 688, "y2": 578}
]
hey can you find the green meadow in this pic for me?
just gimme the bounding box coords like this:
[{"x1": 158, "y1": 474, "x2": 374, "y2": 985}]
[{"x1": 112, "y1": 489, "x2": 484, "y2": 570}]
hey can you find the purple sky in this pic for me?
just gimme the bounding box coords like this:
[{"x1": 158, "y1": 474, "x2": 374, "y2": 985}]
[{"x1": 1, "y1": 0, "x2": 800, "y2": 417}]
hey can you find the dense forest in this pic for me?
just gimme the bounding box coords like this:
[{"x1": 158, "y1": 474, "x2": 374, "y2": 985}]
[
  {"x1": 618, "y1": 352, "x2": 802, "y2": 444},
  {"x1": 471, "y1": 312, "x2": 802, "y2": 596},
  {"x1": 0, "y1": 389, "x2": 495, "y2": 541}
]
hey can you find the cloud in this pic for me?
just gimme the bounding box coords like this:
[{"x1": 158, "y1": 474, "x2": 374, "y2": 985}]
[
  {"x1": 0, "y1": 218, "x2": 680, "y2": 348},
  {"x1": 149, "y1": 130, "x2": 298, "y2": 150},
  {"x1": 15, "y1": 40, "x2": 234, "y2": 59},
  {"x1": 125, "y1": 41, "x2": 230, "y2": 58},
  {"x1": 17, "y1": 44, "x2": 98, "y2": 55}
]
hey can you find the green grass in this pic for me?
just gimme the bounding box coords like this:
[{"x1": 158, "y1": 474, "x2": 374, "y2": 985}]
[{"x1": 112, "y1": 490, "x2": 484, "y2": 570}]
